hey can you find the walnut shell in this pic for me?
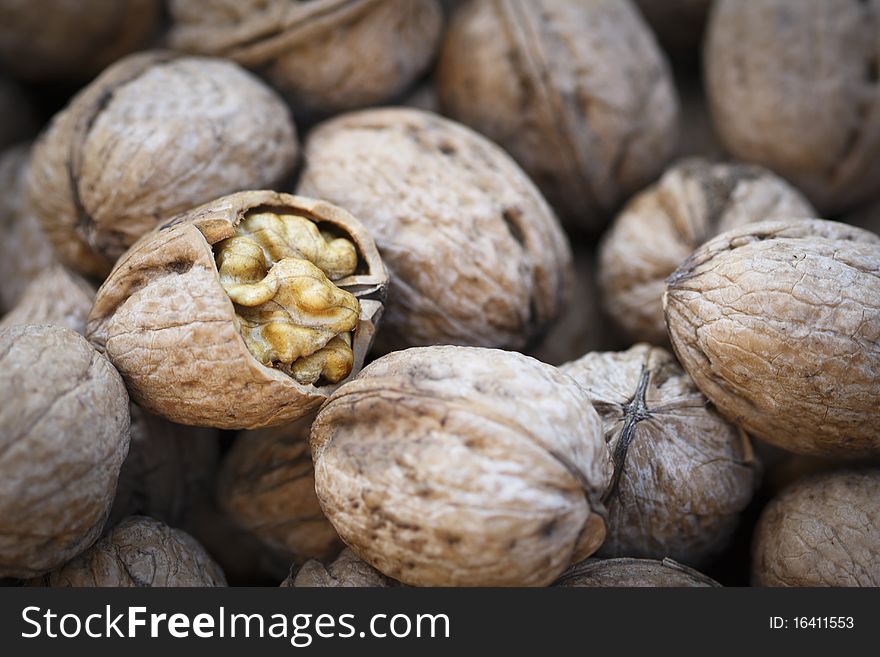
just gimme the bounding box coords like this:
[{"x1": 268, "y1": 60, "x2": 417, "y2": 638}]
[
  {"x1": 599, "y1": 159, "x2": 815, "y2": 344},
  {"x1": 311, "y1": 346, "x2": 610, "y2": 587},
  {"x1": 561, "y1": 344, "x2": 757, "y2": 566},
  {"x1": 28, "y1": 516, "x2": 227, "y2": 587},
  {"x1": 87, "y1": 191, "x2": 387, "y2": 429},
  {"x1": 283, "y1": 549, "x2": 396, "y2": 588},
  {"x1": 664, "y1": 219, "x2": 880, "y2": 456},
  {"x1": 217, "y1": 415, "x2": 341, "y2": 562},
  {"x1": 0, "y1": 324, "x2": 130, "y2": 578},
  {"x1": 27, "y1": 52, "x2": 298, "y2": 277},
  {"x1": 169, "y1": 0, "x2": 443, "y2": 119},
  {"x1": 0, "y1": 0, "x2": 161, "y2": 81},
  {"x1": 705, "y1": 0, "x2": 880, "y2": 214},
  {"x1": 297, "y1": 108, "x2": 571, "y2": 352},
  {"x1": 0, "y1": 265, "x2": 95, "y2": 335},
  {"x1": 0, "y1": 78, "x2": 35, "y2": 149},
  {"x1": 554, "y1": 557, "x2": 720, "y2": 587},
  {"x1": 436, "y1": 0, "x2": 679, "y2": 230},
  {"x1": 752, "y1": 470, "x2": 880, "y2": 587}
]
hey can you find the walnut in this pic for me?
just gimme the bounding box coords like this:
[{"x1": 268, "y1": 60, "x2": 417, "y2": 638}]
[
  {"x1": 0, "y1": 324, "x2": 130, "y2": 578},
  {"x1": 27, "y1": 52, "x2": 298, "y2": 277},
  {"x1": 282, "y1": 549, "x2": 396, "y2": 588},
  {"x1": 554, "y1": 557, "x2": 719, "y2": 587},
  {"x1": 297, "y1": 108, "x2": 572, "y2": 352},
  {"x1": 436, "y1": 0, "x2": 679, "y2": 230},
  {"x1": 560, "y1": 344, "x2": 757, "y2": 566},
  {"x1": 599, "y1": 159, "x2": 815, "y2": 344},
  {"x1": 0, "y1": 265, "x2": 95, "y2": 335},
  {"x1": 311, "y1": 346, "x2": 610, "y2": 587},
  {"x1": 0, "y1": 78, "x2": 35, "y2": 149},
  {"x1": 216, "y1": 415, "x2": 341, "y2": 563},
  {"x1": 705, "y1": 0, "x2": 880, "y2": 214},
  {"x1": 169, "y1": 0, "x2": 443, "y2": 119},
  {"x1": 87, "y1": 191, "x2": 387, "y2": 429},
  {"x1": 664, "y1": 219, "x2": 880, "y2": 456},
  {"x1": 0, "y1": 0, "x2": 161, "y2": 80},
  {"x1": 752, "y1": 470, "x2": 880, "y2": 587},
  {"x1": 28, "y1": 516, "x2": 227, "y2": 587}
]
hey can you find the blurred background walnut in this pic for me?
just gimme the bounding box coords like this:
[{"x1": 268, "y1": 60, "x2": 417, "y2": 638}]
[
  {"x1": 554, "y1": 557, "x2": 719, "y2": 587},
  {"x1": 282, "y1": 549, "x2": 396, "y2": 588},
  {"x1": 0, "y1": 265, "x2": 94, "y2": 334}
]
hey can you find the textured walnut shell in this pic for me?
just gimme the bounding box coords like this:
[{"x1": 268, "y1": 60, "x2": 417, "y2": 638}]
[
  {"x1": 169, "y1": 0, "x2": 443, "y2": 119},
  {"x1": 311, "y1": 346, "x2": 609, "y2": 587},
  {"x1": 752, "y1": 470, "x2": 880, "y2": 587},
  {"x1": 0, "y1": 265, "x2": 95, "y2": 335},
  {"x1": 28, "y1": 516, "x2": 227, "y2": 587},
  {"x1": 0, "y1": 0, "x2": 161, "y2": 81},
  {"x1": 88, "y1": 191, "x2": 387, "y2": 429},
  {"x1": 705, "y1": 0, "x2": 880, "y2": 214},
  {"x1": 554, "y1": 557, "x2": 720, "y2": 587},
  {"x1": 561, "y1": 344, "x2": 757, "y2": 566},
  {"x1": 0, "y1": 78, "x2": 35, "y2": 150},
  {"x1": 599, "y1": 159, "x2": 815, "y2": 344},
  {"x1": 0, "y1": 324, "x2": 130, "y2": 578},
  {"x1": 27, "y1": 52, "x2": 298, "y2": 277},
  {"x1": 217, "y1": 415, "x2": 341, "y2": 562},
  {"x1": 283, "y1": 549, "x2": 396, "y2": 588},
  {"x1": 436, "y1": 0, "x2": 678, "y2": 230},
  {"x1": 664, "y1": 219, "x2": 880, "y2": 456},
  {"x1": 298, "y1": 108, "x2": 571, "y2": 352}
]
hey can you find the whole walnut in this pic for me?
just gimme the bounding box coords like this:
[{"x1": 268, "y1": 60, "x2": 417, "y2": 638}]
[
  {"x1": 27, "y1": 52, "x2": 298, "y2": 277},
  {"x1": 560, "y1": 344, "x2": 757, "y2": 566},
  {"x1": 554, "y1": 557, "x2": 719, "y2": 587},
  {"x1": 169, "y1": 0, "x2": 443, "y2": 119},
  {"x1": 705, "y1": 0, "x2": 880, "y2": 214},
  {"x1": 752, "y1": 470, "x2": 880, "y2": 587},
  {"x1": 599, "y1": 159, "x2": 815, "y2": 344},
  {"x1": 88, "y1": 191, "x2": 387, "y2": 429},
  {"x1": 0, "y1": 324, "x2": 130, "y2": 578},
  {"x1": 297, "y1": 108, "x2": 572, "y2": 352},
  {"x1": 664, "y1": 219, "x2": 880, "y2": 456},
  {"x1": 29, "y1": 516, "x2": 227, "y2": 587},
  {"x1": 217, "y1": 415, "x2": 341, "y2": 562},
  {"x1": 0, "y1": 78, "x2": 35, "y2": 150},
  {"x1": 282, "y1": 549, "x2": 396, "y2": 588},
  {"x1": 311, "y1": 346, "x2": 610, "y2": 587},
  {"x1": 0, "y1": 265, "x2": 95, "y2": 335},
  {"x1": 0, "y1": 0, "x2": 161, "y2": 81},
  {"x1": 436, "y1": 0, "x2": 679, "y2": 230}
]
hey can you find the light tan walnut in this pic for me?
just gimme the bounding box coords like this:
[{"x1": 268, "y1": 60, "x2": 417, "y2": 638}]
[
  {"x1": 87, "y1": 191, "x2": 387, "y2": 429},
  {"x1": 0, "y1": 324, "x2": 130, "y2": 578},
  {"x1": 311, "y1": 346, "x2": 610, "y2": 587},
  {"x1": 599, "y1": 159, "x2": 815, "y2": 344},
  {"x1": 664, "y1": 219, "x2": 880, "y2": 456},
  {"x1": 554, "y1": 557, "x2": 719, "y2": 587},
  {"x1": 282, "y1": 549, "x2": 396, "y2": 588},
  {"x1": 0, "y1": 265, "x2": 96, "y2": 335},
  {"x1": 752, "y1": 470, "x2": 880, "y2": 587}
]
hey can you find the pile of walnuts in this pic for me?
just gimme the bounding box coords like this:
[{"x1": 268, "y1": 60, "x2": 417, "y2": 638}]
[{"x1": 1, "y1": 0, "x2": 878, "y2": 588}]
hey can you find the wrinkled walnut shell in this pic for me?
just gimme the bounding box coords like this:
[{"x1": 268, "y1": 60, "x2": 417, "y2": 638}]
[
  {"x1": 554, "y1": 557, "x2": 719, "y2": 587},
  {"x1": 282, "y1": 549, "x2": 396, "y2": 588},
  {"x1": 561, "y1": 344, "x2": 757, "y2": 566},
  {"x1": 88, "y1": 191, "x2": 387, "y2": 429},
  {"x1": 752, "y1": 470, "x2": 880, "y2": 587},
  {"x1": 0, "y1": 324, "x2": 130, "y2": 578},
  {"x1": 664, "y1": 219, "x2": 880, "y2": 456},
  {"x1": 27, "y1": 51, "x2": 298, "y2": 277},
  {"x1": 437, "y1": 0, "x2": 679, "y2": 229},
  {"x1": 0, "y1": 265, "x2": 95, "y2": 336},
  {"x1": 600, "y1": 159, "x2": 815, "y2": 344},
  {"x1": 311, "y1": 346, "x2": 609, "y2": 587},
  {"x1": 169, "y1": 0, "x2": 443, "y2": 119},
  {"x1": 298, "y1": 107, "x2": 572, "y2": 352}
]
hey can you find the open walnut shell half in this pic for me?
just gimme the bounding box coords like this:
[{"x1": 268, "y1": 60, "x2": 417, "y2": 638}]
[{"x1": 87, "y1": 191, "x2": 387, "y2": 429}]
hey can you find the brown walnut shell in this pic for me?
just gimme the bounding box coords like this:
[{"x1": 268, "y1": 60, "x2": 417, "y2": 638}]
[
  {"x1": 561, "y1": 344, "x2": 757, "y2": 566},
  {"x1": 28, "y1": 516, "x2": 227, "y2": 587},
  {"x1": 436, "y1": 0, "x2": 679, "y2": 230},
  {"x1": 0, "y1": 265, "x2": 96, "y2": 335},
  {"x1": 554, "y1": 557, "x2": 719, "y2": 587},
  {"x1": 298, "y1": 107, "x2": 572, "y2": 352},
  {"x1": 169, "y1": 0, "x2": 443, "y2": 119},
  {"x1": 282, "y1": 548, "x2": 396, "y2": 588},
  {"x1": 752, "y1": 470, "x2": 880, "y2": 587},
  {"x1": 0, "y1": 324, "x2": 130, "y2": 578},
  {"x1": 599, "y1": 158, "x2": 815, "y2": 344},
  {"x1": 705, "y1": 0, "x2": 880, "y2": 214},
  {"x1": 311, "y1": 346, "x2": 610, "y2": 587},
  {"x1": 87, "y1": 191, "x2": 387, "y2": 429},
  {"x1": 664, "y1": 218, "x2": 880, "y2": 456},
  {"x1": 27, "y1": 51, "x2": 298, "y2": 277}
]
